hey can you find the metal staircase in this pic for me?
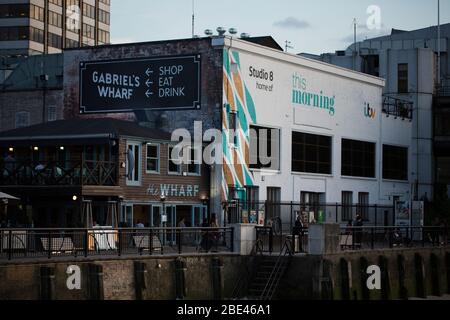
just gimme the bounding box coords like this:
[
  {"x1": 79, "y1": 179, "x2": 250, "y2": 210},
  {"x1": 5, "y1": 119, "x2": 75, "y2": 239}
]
[{"x1": 232, "y1": 239, "x2": 293, "y2": 300}]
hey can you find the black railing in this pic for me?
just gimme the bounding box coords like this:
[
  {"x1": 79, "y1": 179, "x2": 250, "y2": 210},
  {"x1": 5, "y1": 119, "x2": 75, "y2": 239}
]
[
  {"x1": 0, "y1": 227, "x2": 234, "y2": 261},
  {"x1": 382, "y1": 95, "x2": 413, "y2": 120},
  {"x1": 224, "y1": 201, "x2": 395, "y2": 232},
  {"x1": 339, "y1": 226, "x2": 449, "y2": 251},
  {"x1": 0, "y1": 160, "x2": 118, "y2": 186}
]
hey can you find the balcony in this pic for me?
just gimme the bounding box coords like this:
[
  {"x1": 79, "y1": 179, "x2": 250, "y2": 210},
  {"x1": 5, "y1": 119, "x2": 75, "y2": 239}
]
[
  {"x1": 382, "y1": 95, "x2": 413, "y2": 120},
  {"x1": 0, "y1": 160, "x2": 118, "y2": 187}
]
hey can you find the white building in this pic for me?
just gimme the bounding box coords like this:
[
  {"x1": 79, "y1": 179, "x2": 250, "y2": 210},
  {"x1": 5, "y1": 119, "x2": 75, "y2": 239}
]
[
  {"x1": 302, "y1": 24, "x2": 450, "y2": 202},
  {"x1": 220, "y1": 37, "x2": 413, "y2": 224}
]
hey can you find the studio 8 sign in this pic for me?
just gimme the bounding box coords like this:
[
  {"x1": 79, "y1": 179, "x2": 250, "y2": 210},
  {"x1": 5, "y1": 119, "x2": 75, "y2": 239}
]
[{"x1": 80, "y1": 55, "x2": 201, "y2": 114}]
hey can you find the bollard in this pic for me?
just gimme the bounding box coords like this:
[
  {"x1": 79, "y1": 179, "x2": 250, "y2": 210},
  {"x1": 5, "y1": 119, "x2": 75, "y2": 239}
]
[
  {"x1": 134, "y1": 261, "x2": 148, "y2": 300},
  {"x1": 39, "y1": 266, "x2": 56, "y2": 300},
  {"x1": 211, "y1": 257, "x2": 224, "y2": 300},
  {"x1": 175, "y1": 258, "x2": 187, "y2": 299},
  {"x1": 88, "y1": 264, "x2": 104, "y2": 300}
]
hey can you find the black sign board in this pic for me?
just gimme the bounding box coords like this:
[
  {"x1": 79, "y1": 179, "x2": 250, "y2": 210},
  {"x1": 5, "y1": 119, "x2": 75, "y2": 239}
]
[{"x1": 80, "y1": 55, "x2": 201, "y2": 114}]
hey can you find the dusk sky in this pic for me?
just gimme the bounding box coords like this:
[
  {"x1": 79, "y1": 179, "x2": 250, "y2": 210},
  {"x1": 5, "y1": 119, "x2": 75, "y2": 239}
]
[{"x1": 110, "y1": 0, "x2": 450, "y2": 54}]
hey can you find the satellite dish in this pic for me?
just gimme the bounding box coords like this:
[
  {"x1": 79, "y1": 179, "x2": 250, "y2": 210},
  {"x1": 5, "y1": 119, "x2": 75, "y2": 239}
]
[
  {"x1": 204, "y1": 29, "x2": 213, "y2": 36},
  {"x1": 229, "y1": 28, "x2": 238, "y2": 35},
  {"x1": 216, "y1": 27, "x2": 227, "y2": 36},
  {"x1": 240, "y1": 33, "x2": 251, "y2": 38}
]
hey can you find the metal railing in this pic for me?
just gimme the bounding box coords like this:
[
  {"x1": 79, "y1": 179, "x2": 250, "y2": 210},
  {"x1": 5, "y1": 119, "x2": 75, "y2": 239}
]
[
  {"x1": 224, "y1": 201, "x2": 395, "y2": 231},
  {"x1": 260, "y1": 239, "x2": 293, "y2": 301},
  {"x1": 0, "y1": 160, "x2": 118, "y2": 186},
  {"x1": 382, "y1": 95, "x2": 413, "y2": 120},
  {"x1": 339, "y1": 226, "x2": 449, "y2": 251},
  {"x1": 0, "y1": 227, "x2": 234, "y2": 261}
]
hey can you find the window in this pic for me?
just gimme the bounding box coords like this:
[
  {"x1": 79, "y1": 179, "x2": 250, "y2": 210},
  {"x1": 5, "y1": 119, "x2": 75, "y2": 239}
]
[
  {"x1": 98, "y1": 9, "x2": 110, "y2": 24},
  {"x1": 168, "y1": 146, "x2": 181, "y2": 175},
  {"x1": 246, "y1": 186, "x2": 259, "y2": 211},
  {"x1": 0, "y1": 26, "x2": 29, "y2": 41},
  {"x1": 228, "y1": 111, "x2": 237, "y2": 146},
  {"x1": 383, "y1": 145, "x2": 408, "y2": 181},
  {"x1": 15, "y1": 111, "x2": 30, "y2": 128},
  {"x1": 292, "y1": 132, "x2": 332, "y2": 174},
  {"x1": 146, "y1": 144, "x2": 160, "y2": 174},
  {"x1": 82, "y1": 23, "x2": 95, "y2": 39},
  {"x1": 358, "y1": 192, "x2": 369, "y2": 221},
  {"x1": 187, "y1": 147, "x2": 201, "y2": 176},
  {"x1": 126, "y1": 143, "x2": 141, "y2": 186},
  {"x1": 398, "y1": 63, "x2": 408, "y2": 93},
  {"x1": 49, "y1": 0, "x2": 63, "y2": 6},
  {"x1": 30, "y1": 5, "x2": 44, "y2": 21},
  {"x1": 65, "y1": 38, "x2": 79, "y2": 48},
  {"x1": 47, "y1": 106, "x2": 57, "y2": 122},
  {"x1": 0, "y1": 4, "x2": 29, "y2": 18},
  {"x1": 341, "y1": 139, "x2": 376, "y2": 178},
  {"x1": 98, "y1": 29, "x2": 109, "y2": 44},
  {"x1": 342, "y1": 191, "x2": 353, "y2": 222},
  {"x1": 48, "y1": 11, "x2": 63, "y2": 28},
  {"x1": 267, "y1": 187, "x2": 281, "y2": 220},
  {"x1": 48, "y1": 32, "x2": 62, "y2": 49},
  {"x1": 82, "y1": 3, "x2": 95, "y2": 19},
  {"x1": 30, "y1": 27, "x2": 44, "y2": 43},
  {"x1": 250, "y1": 125, "x2": 280, "y2": 170}
]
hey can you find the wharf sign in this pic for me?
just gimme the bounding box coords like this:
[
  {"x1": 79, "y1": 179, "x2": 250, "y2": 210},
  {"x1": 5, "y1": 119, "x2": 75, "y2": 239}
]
[{"x1": 80, "y1": 55, "x2": 201, "y2": 114}]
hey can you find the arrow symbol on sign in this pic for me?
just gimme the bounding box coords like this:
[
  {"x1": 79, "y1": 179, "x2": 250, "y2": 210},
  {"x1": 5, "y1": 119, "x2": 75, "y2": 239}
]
[
  {"x1": 146, "y1": 79, "x2": 153, "y2": 87},
  {"x1": 146, "y1": 68, "x2": 153, "y2": 76},
  {"x1": 145, "y1": 90, "x2": 153, "y2": 98}
]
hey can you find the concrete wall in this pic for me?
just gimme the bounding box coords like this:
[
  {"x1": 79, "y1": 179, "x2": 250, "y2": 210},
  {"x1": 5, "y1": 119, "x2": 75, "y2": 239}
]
[
  {"x1": 278, "y1": 247, "x2": 450, "y2": 300},
  {"x1": 0, "y1": 255, "x2": 246, "y2": 300}
]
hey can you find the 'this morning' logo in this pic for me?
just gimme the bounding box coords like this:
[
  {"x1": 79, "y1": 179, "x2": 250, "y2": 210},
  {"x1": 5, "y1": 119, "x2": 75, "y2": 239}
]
[
  {"x1": 292, "y1": 72, "x2": 336, "y2": 116},
  {"x1": 364, "y1": 103, "x2": 376, "y2": 119}
]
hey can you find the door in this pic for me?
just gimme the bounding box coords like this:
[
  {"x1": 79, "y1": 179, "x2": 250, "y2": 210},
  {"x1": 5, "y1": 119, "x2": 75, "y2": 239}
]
[
  {"x1": 162, "y1": 205, "x2": 177, "y2": 245},
  {"x1": 151, "y1": 205, "x2": 163, "y2": 227},
  {"x1": 126, "y1": 142, "x2": 141, "y2": 186},
  {"x1": 121, "y1": 204, "x2": 133, "y2": 227},
  {"x1": 192, "y1": 205, "x2": 208, "y2": 227}
]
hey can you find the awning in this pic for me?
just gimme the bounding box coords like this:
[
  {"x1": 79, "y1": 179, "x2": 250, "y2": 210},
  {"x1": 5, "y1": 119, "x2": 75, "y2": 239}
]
[
  {"x1": 0, "y1": 192, "x2": 20, "y2": 201},
  {"x1": 0, "y1": 134, "x2": 115, "y2": 147}
]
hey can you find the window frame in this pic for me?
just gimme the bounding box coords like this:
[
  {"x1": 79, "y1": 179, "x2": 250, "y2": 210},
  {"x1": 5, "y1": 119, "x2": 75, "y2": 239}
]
[
  {"x1": 249, "y1": 125, "x2": 281, "y2": 171},
  {"x1": 292, "y1": 131, "x2": 333, "y2": 175},
  {"x1": 145, "y1": 143, "x2": 160, "y2": 174},
  {"x1": 341, "y1": 138, "x2": 376, "y2": 179}
]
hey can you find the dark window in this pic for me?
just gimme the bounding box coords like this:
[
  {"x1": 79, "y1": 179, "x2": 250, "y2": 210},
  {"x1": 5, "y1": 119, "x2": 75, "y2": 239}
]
[
  {"x1": 398, "y1": 63, "x2": 408, "y2": 93},
  {"x1": 250, "y1": 125, "x2": 280, "y2": 170},
  {"x1": 82, "y1": 23, "x2": 95, "y2": 39},
  {"x1": 0, "y1": 26, "x2": 29, "y2": 41},
  {"x1": 228, "y1": 111, "x2": 237, "y2": 146},
  {"x1": 187, "y1": 147, "x2": 201, "y2": 175},
  {"x1": 358, "y1": 192, "x2": 369, "y2": 221},
  {"x1": 30, "y1": 5, "x2": 44, "y2": 21},
  {"x1": 383, "y1": 145, "x2": 408, "y2": 181},
  {"x1": 246, "y1": 186, "x2": 259, "y2": 211},
  {"x1": 48, "y1": 32, "x2": 62, "y2": 49},
  {"x1": 168, "y1": 146, "x2": 181, "y2": 175},
  {"x1": 342, "y1": 191, "x2": 353, "y2": 222},
  {"x1": 82, "y1": 3, "x2": 96, "y2": 19},
  {"x1": 146, "y1": 144, "x2": 160, "y2": 173},
  {"x1": 292, "y1": 132, "x2": 332, "y2": 174},
  {"x1": 341, "y1": 139, "x2": 376, "y2": 178},
  {"x1": 0, "y1": 4, "x2": 29, "y2": 18},
  {"x1": 65, "y1": 38, "x2": 79, "y2": 48},
  {"x1": 267, "y1": 187, "x2": 281, "y2": 220}
]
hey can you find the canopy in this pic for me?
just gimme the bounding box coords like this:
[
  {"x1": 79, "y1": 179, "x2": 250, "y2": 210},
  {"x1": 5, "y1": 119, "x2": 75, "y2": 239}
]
[{"x1": 0, "y1": 192, "x2": 20, "y2": 201}]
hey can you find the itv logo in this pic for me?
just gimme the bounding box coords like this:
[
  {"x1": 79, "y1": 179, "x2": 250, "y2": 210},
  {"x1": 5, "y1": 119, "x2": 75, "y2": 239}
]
[{"x1": 364, "y1": 103, "x2": 376, "y2": 119}]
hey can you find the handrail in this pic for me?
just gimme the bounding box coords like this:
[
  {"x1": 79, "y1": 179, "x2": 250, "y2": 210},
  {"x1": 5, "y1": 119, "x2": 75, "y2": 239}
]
[
  {"x1": 259, "y1": 239, "x2": 294, "y2": 300},
  {"x1": 231, "y1": 239, "x2": 265, "y2": 299}
]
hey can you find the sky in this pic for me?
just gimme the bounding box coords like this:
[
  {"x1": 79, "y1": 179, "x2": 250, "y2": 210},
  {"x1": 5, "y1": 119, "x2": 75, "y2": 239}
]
[{"x1": 110, "y1": 0, "x2": 450, "y2": 54}]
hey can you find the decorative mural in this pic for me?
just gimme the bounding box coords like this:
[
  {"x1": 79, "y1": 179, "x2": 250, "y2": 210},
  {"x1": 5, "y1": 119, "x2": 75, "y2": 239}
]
[{"x1": 222, "y1": 49, "x2": 258, "y2": 201}]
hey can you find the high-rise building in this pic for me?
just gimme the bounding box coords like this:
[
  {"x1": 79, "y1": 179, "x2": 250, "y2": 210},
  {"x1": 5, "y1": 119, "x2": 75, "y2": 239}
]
[{"x1": 0, "y1": 0, "x2": 110, "y2": 57}]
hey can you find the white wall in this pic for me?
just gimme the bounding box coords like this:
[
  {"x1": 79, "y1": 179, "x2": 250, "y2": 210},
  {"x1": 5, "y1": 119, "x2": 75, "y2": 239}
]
[{"x1": 225, "y1": 40, "x2": 413, "y2": 217}]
